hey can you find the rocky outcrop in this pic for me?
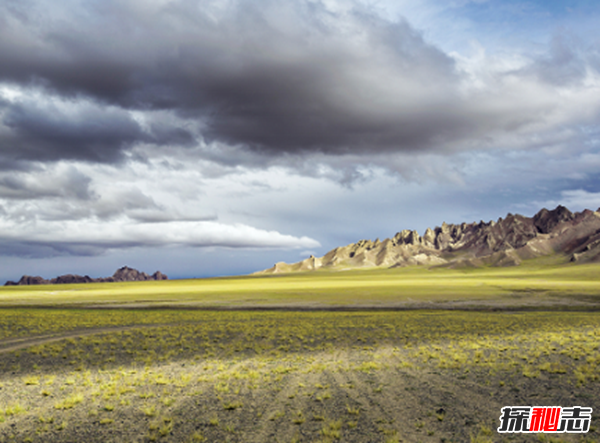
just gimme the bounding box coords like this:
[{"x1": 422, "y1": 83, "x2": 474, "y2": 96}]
[
  {"x1": 51, "y1": 274, "x2": 94, "y2": 284},
  {"x1": 4, "y1": 275, "x2": 50, "y2": 286},
  {"x1": 151, "y1": 271, "x2": 168, "y2": 281},
  {"x1": 257, "y1": 206, "x2": 600, "y2": 273},
  {"x1": 4, "y1": 266, "x2": 168, "y2": 286},
  {"x1": 105, "y1": 266, "x2": 168, "y2": 282}
]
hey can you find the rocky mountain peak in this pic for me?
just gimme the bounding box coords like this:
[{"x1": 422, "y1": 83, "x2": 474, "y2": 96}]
[
  {"x1": 533, "y1": 205, "x2": 574, "y2": 234},
  {"x1": 257, "y1": 206, "x2": 600, "y2": 274}
]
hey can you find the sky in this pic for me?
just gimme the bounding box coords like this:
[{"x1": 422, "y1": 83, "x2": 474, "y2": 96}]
[{"x1": 1, "y1": 0, "x2": 600, "y2": 281}]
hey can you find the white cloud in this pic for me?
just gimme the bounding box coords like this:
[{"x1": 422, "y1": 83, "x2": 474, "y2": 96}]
[
  {"x1": 538, "y1": 190, "x2": 600, "y2": 213},
  {"x1": 0, "y1": 217, "x2": 320, "y2": 257}
]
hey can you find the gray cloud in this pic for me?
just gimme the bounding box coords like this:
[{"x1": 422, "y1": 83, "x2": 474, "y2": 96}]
[
  {"x1": 519, "y1": 32, "x2": 591, "y2": 87},
  {"x1": 0, "y1": 95, "x2": 195, "y2": 166},
  {"x1": 126, "y1": 211, "x2": 218, "y2": 224},
  {"x1": 0, "y1": 240, "x2": 105, "y2": 259},
  {"x1": 0, "y1": 165, "x2": 92, "y2": 200},
  {"x1": 3, "y1": 0, "x2": 593, "y2": 168}
]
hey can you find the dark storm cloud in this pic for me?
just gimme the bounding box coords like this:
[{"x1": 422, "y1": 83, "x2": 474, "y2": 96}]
[
  {"x1": 0, "y1": 98, "x2": 143, "y2": 163},
  {"x1": 0, "y1": 96, "x2": 195, "y2": 165},
  {"x1": 0, "y1": 0, "x2": 597, "y2": 169},
  {"x1": 0, "y1": 0, "x2": 486, "y2": 160}
]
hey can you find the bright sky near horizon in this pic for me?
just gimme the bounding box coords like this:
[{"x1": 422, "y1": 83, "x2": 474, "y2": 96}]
[{"x1": 0, "y1": 0, "x2": 599, "y2": 280}]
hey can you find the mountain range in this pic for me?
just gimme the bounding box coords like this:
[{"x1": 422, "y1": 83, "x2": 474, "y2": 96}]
[
  {"x1": 4, "y1": 266, "x2": 168, "y2": 286},
  {"x1": 257, "y1": 206, "x2": 600, "y2": 273}
]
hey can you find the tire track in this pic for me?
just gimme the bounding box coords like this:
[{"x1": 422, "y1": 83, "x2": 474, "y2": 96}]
[{"x1": 0, "y1": 323, "x2": 177, "y2": 355}]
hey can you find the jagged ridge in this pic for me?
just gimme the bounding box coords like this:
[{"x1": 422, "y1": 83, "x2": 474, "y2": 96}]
[
  {"x1": 4, "y1": 266, "x2": 168, "y2": 286},
  {"x1": 258, "y1": 206, "x2": 600, "y2": 273}
]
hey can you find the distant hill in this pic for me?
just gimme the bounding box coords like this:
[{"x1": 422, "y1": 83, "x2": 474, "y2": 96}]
[
  {"x1": 4, "y1": 266, "x2": 168, "y2": 286},
  {"x1": 257, "y1": 206, "x2": 600, "y2": 273}
]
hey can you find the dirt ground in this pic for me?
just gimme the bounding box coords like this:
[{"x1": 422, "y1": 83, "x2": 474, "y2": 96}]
[{"x1": 0, "y1": 310, "x2": 599, "y2": 443}]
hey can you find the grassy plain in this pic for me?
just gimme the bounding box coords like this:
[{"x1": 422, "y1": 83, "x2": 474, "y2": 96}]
[
  {"x1": 1, "y1": 261, "x2": 600, "y2": 442},
  {"x1": 1, "y1": 259, "x2": 600, "y2": 309}
]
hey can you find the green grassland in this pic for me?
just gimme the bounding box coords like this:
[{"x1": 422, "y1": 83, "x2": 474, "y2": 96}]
[
  {"x1": 1, "y1": 258, "x2": 600, "y2": 309},
  {"x1": 1, "y1": 261, "x2": 600, "y2": 442}
]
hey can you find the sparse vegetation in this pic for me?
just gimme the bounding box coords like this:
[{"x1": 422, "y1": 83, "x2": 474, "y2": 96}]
[
  {"x1": 1, "y1": 269, "x2": 600, "y2": 441},
  {"x1": 1, "y1": 260, "x2": 600, "y2": 310}
]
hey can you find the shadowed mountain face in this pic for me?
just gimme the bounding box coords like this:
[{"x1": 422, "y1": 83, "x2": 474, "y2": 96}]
[
  {"x1": 258, "y1": 206, "x2": 600, "y2": 273},
  {"x1": 4, "y1": 266, "x2": 168, "y2": 286}
]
